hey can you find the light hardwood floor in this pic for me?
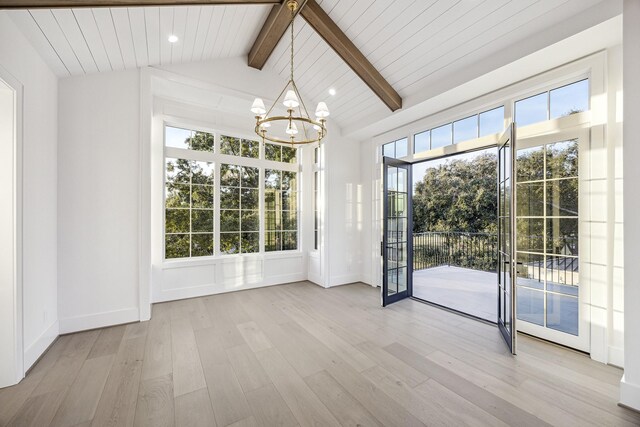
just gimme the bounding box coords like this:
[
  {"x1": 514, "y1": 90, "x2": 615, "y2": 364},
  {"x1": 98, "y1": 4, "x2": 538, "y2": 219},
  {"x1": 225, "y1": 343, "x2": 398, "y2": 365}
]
[{"x1": 1, "y1": 282, "x2": 638, "y2": 427}]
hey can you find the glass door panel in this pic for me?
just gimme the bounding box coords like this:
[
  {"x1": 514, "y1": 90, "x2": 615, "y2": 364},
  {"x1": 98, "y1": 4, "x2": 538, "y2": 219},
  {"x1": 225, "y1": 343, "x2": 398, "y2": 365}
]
[
  {"x1": 514, "y1": 135, "x2": 586, "y2": 351},
  {"x1": 383, "y1": 157, "x2": 412, "y2": 306},
  {"x1": 498, "y1": 124, "x2": 516, "y2": 354}
]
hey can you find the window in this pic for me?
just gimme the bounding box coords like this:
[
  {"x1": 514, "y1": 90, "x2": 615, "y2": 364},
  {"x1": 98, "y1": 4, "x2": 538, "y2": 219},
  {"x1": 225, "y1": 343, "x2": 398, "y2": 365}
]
[
  {"x1": 414, "y1": 131, "x2": 429, "y2": 154},
  {"x1": 515, "y1": 79, "x2": 589, "y2": 127},
  {"x1": 479, "y1": 106, "x2": 504, "y2": 137},
  {"x1": 220, "y1": 164, "x2": 259, "y2": 254},
  {"x1": 164, "y1": 124, "x2": 299, "y2": 259},
  {"x1": 413, "y1": 106, "x2": 505, "y2": 155},
  {"x1": 453, "y1": 116, "x2": 477, "y2": 144},
  {"x1": 221, "y1": 135, "x2": 259, "y2": 158},
  {"x1": 265, "y1": 142, "x2": 297, "y2": 163},
  {"x1": 515, "y1": 93, "x2": 547, "y2": 127},
  {"x1": 313, "y1": 146, "x2": 320, "y2": 251},
  {"x1": 165, "y1": 158, "x2": 215, "y2": 258},
  {"x1": 166, "y1": 126, "x2": 214, "y2": 151},
  {"x1": 550, "y1": 79, "x2": 589, "y2": 119},
  {"x1": 382, "y1": 138, "x2": 408, "y2": 159},
  {"x1": 265, "y1": 169, "x2": 298, "y2": 251},
  {"x1": 431, "y1": 124, "x2": 452, "y2": 149}
]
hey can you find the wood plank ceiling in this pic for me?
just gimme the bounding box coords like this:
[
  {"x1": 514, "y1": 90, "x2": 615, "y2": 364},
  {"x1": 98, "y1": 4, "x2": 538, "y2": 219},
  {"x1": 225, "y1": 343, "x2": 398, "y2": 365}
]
[{"x1": 7, "y1": 0, "x2": 607, "y2": 130}]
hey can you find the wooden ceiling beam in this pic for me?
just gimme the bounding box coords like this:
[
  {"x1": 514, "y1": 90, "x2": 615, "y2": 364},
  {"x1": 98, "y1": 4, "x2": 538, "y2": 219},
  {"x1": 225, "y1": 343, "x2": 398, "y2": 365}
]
[
  {"x1": 247, "y1": 0, "x2": 305, "y2": 70},
  {"x1": 300, "y1": 0, "x2": 402, "y2": 112},
  {"x1": 0, "y1": 0, "x2": 278, "y2": 8}
]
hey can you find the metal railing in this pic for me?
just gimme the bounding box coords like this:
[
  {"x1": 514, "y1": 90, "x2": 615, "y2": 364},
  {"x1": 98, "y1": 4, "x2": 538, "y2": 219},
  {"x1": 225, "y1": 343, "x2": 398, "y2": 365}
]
[{"x1": 413, "y1": 231, "x2": 498, "y2": 272}]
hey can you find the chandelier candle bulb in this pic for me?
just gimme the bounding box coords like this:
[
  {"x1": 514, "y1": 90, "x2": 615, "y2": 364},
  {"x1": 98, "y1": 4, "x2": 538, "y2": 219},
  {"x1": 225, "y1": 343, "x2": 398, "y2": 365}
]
[
  {"x1": 315, "y1": 102, "x2": 330, "y2": 118},
  {"x1": 286, "y1": 121, "x2": 299, "y2": 135},
  {"x1": 283, "y1": 90, "x2": 300, "y2": 108},
  {"x1": 251, "y1": 98, "x2": 266, "y2": 115}
]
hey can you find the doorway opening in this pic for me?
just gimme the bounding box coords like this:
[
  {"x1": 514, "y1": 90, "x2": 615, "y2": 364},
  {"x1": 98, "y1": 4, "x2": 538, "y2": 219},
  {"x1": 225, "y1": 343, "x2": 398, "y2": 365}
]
[{"x1": 411, "y1": 148, "x2": 498, "y2": 322}]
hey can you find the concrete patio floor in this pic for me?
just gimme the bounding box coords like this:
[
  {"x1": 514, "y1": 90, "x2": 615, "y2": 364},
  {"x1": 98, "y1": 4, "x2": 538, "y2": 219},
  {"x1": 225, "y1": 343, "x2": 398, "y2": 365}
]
[{"x1": 413, "y1": 265, "x2": 498, "y2": 322}]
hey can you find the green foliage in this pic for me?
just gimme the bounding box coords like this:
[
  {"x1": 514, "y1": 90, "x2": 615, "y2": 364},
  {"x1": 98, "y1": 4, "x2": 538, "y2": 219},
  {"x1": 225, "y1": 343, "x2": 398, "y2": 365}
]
[
  {"x1": 186, "y1": 131, "x2": 214, "y2": 152},
  {"x1": 413, "y1": 152, "x2": 498, "y2": 234}
]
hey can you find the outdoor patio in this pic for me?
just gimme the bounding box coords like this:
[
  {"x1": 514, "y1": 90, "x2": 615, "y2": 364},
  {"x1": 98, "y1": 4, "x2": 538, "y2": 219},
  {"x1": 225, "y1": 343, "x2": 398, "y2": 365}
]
[{"x1": 413, "y1": 265, "x2": 498, "y2": 322}]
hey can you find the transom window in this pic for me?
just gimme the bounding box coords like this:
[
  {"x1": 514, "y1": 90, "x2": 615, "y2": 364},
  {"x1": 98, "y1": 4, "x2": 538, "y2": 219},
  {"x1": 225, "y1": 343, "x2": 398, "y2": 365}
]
[
  {"x1": 413, "y1": 106, "x2": 505, "y2": 155},
  {"x1": 515, "y1": 79, "x2": 589, "y2": 127},
  {"x1": 164, "y1": 125, "x2": 299, "y2": 259},
  {"x1": 382, "y1": 137, "x2": 408, "y2": 159}
]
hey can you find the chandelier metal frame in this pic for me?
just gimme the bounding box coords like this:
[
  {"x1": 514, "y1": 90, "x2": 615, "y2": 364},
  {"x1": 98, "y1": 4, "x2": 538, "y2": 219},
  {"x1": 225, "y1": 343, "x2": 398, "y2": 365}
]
[{"x1": 252, "y1": 0, "x2": 328, "y2": 145}]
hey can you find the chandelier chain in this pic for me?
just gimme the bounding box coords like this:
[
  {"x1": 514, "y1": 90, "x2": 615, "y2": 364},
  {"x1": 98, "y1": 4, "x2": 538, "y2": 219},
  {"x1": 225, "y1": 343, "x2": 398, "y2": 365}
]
[{"x1": 290, "y1": 6, "x2": 294, "y2": 83}]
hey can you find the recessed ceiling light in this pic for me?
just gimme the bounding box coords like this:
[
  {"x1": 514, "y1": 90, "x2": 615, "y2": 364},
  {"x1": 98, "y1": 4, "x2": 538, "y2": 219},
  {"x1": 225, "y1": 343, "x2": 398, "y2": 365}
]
[
  {"x1": 168, "y1": 35, "x2": 179, "y2": 43},
  {"x1": 328, "y1": 88, "x2": 336, "y2": 96}
]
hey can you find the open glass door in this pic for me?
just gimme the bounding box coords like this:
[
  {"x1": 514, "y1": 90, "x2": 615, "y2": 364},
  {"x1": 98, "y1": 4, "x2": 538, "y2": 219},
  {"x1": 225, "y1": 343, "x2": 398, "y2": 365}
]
[
  {"x1": 498, "y1": 124, "x2": 517, "y2": 353},
  {"x1": 382, "y1": 157, "x2": 412, "y2": 306}
]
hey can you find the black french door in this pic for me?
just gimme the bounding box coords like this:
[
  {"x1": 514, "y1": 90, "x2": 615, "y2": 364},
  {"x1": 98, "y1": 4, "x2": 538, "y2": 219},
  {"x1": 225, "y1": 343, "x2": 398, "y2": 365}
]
[
  {"x1": 382, "y1": 157, "x2": 412, "y2": 306},
  {"x1": 497, "y1": 124, "x2": 517, "y2": 354}
]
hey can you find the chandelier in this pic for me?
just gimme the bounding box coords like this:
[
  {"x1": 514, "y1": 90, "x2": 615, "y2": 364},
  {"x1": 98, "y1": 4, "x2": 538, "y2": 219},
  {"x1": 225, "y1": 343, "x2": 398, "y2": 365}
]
[{"x1": 250, "y1": 0, "x2": 329, "y2": 145}]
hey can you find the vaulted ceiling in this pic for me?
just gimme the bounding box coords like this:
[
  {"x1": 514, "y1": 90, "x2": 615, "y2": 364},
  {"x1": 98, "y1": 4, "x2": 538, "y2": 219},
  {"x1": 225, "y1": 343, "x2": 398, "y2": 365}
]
[{"x1": 6, "y1": 0, "x2": 620, "y2": 134}]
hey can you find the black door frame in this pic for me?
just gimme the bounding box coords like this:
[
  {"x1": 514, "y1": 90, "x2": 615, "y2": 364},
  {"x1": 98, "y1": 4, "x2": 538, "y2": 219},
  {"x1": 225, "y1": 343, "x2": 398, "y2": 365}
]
[
  {"x1": 497, "y1": 124, "x2": 517, "y2": 354},
  {"x1": 382, "y1": 156, "x2": 413, "y2": 307}
]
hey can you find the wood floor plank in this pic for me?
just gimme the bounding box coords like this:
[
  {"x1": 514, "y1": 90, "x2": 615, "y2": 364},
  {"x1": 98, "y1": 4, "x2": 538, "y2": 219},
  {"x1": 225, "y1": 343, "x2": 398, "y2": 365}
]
[
  {"x1": 6, "y1": 389, "x2": 67, "y2": 427},
  {"x1": 195, "y1": 326, "x2": 251, "y2": 427},
  {"x1": 134, "y1": 374, "x2": 175, "y2": 427},
  {"x1": 50, "y1": 354, "x2": 114, "y2": 426},
  {"x1": 124, "y1": 322, "x2": 149, "y2": 341},
  {"x1": 426, "y1": 350, "x2": 596, "y2": 426},
  {"x1": 236, "y1": 321, "x2": 273, "y2": 353},
  {"x1": 174, "y1": 388, "x2": 216, "y2": 427},
  {"x1": 304, "y1": 370, "x2": 383, "y2": 427},
  {"x1": 141, "y1": 308, "x2": 172, "y2": 381},
  {"x1": 415, "y1": 379, "x2": 510, "y2": 427},
  {"x1": 88, "y1": 326, "x2": 126, "y2": 360},
  {"x1": 279, "y1": 303, "x2": 376, "y2": 373},
  {"x1": 170, "y1": 317, "x2": 207, "y2": 398},
  {"x1": 226, "y1": 416, "x2": 258, "y2": 427},
  {"x1": 255, "y1": 347, "x2": 341, "y2": 427},
  {"x1": 362, "y1": 364, "x2": 474, "y2": 426},
  {"x1": 31, "y1": 331, "x2": 100, "y2": 397},
  {"x1": 384, "y1": 342, "x2": 550, "y2": 427},
  {"x1": 356, "y1": 340, "x2": 428, "y2": 388},
  {"x1": 225, "y1": 344, "x2": 271, "y2": 393},
  {"x1": 259, "y1": 321, "x2": 325, "y2": 379},
  {"x1": 202, "y1": 297, "x2": 246, "y2": 349},
  {"x1": 91, "y1": 336, "x2": 146, "y2": 427},
  {"x1": 244, "y1": 383, "x2": 299, "y2": 427}
]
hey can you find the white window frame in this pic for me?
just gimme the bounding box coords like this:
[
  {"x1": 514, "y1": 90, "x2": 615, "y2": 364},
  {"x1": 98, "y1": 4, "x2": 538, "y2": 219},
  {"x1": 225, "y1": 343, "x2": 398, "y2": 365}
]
[{"x1": 162, "y1": 119, "x2": 301, "y2": 263}]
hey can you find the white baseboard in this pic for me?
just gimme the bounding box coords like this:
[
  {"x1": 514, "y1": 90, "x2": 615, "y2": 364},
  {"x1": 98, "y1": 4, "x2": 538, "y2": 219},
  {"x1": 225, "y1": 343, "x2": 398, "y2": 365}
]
[
  {"x1": 24, "y1": 320, "x2": 59, "y2": 371},
  {"x1": 620, "y1": 375, "x2": 640, "y2": 412},
  {"x1": 59, "y1": 307, "x2": 140, "y2": 334},
  {"x1": 328, "y1": 273, "x2": 362, "y2": 287},
  {"x1": 153, "y1": 273, "x2": 307, "y2": 303},
  {"x1": 360, "y1": 274, "x2": 374, "y2": 286}
]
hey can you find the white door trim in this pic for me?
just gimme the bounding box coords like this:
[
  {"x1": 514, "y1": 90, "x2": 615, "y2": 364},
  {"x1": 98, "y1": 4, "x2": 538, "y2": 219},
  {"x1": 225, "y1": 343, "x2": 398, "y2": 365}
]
[{"x1": 0, "y1": 65, "x2": 24, "y2": 388}]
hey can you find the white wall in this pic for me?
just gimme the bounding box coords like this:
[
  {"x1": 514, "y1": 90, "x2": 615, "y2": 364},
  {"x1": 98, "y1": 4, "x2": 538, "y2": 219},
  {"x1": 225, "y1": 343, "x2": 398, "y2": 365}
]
[
  {"x1": 58, "y1": 69, "x2": 141, "y2": 333},
  {"x1": 0, "y1": 11, "x2": 58, "y2": 372},
  {"x1": 322, "y1": 132, "x2": 363, "y2": 286},
  {"x1": 621, "y1": 0, "x2": 640, "y2": 412}
]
